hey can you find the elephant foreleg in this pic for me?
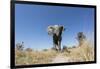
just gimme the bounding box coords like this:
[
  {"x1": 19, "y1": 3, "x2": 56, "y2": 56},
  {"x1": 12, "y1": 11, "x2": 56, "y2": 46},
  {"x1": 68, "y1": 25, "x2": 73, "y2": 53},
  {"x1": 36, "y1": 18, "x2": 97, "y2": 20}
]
[
  {"x1": 53, "y1": 43, "x2": 56, "y2": 49},
  {"x1": 58, "y1": 41, "x2": 61, "y2": 51}
]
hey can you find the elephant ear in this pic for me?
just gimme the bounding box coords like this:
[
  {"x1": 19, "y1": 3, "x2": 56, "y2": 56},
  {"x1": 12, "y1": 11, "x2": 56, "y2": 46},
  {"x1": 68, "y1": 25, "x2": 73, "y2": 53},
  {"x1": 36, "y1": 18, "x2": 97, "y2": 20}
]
[
  {"x1": 47, "y1": 26, "x2": 54, "y2": 36},
  {"x1": 60, "y1": 26, "x2": 65, "y2": 31}
]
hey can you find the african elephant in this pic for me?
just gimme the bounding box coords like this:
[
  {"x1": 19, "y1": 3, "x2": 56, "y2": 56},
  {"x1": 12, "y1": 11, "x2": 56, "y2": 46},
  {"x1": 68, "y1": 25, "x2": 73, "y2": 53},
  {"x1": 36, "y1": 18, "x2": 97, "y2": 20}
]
[{"x1": 47, "y1": 25, "x2": 65, "y2": 51}]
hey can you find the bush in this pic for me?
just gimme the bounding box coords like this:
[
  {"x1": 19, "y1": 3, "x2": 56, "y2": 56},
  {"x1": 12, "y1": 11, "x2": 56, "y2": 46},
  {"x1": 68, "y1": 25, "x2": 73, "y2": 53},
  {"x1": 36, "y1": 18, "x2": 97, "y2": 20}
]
[
  {"x1": 62, "y1": 46, "x2": 70, "y2": 53},
  {"x1": 63, "y1": 41, "x2": 94, "y2": 62},
  {"x1": 25, "y1": 48, "x2": 33, "y2": 52},
  {"x1": 16, "y1": 42, "x2": 24, "y2": 51}
]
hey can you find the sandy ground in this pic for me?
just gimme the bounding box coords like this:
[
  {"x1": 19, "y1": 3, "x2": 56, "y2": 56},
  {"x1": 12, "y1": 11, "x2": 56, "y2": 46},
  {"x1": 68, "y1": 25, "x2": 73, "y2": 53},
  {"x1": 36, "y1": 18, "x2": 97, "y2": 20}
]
[
  {"x1": 51, "y1": 53, "x2": 84, "y2": 63},
  {"x1": 51, "y1": 53, "x2": 71, "y2": 63}
]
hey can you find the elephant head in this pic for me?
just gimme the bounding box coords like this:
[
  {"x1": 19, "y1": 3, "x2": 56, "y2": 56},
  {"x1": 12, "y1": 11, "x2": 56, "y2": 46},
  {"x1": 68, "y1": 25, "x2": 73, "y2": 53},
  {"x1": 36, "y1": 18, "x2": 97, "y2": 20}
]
[
  {"x1": 47, "y1": 25, "x2": 65, "y2": 51},
  {"x1": 47, "y1": 25, "x2": 65, "y2": 36}
]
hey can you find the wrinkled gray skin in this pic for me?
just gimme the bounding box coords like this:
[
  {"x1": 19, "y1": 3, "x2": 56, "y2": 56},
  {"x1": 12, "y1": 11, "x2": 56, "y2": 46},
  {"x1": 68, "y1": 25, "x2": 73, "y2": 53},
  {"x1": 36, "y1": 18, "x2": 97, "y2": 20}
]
[{"x1": 47, "y1": 25, "x2": 65, "y2": 51}]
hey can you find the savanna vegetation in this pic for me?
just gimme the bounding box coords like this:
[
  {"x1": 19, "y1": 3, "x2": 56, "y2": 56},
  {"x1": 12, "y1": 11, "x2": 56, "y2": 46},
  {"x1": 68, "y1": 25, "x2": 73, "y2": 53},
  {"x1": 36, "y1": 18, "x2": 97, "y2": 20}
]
[
  {"x1": 15, "y1": 32, "x2": 94, "y2": 65},
  {"x1": 15, "y1": 47, "x2": 58, "y2": 65}
]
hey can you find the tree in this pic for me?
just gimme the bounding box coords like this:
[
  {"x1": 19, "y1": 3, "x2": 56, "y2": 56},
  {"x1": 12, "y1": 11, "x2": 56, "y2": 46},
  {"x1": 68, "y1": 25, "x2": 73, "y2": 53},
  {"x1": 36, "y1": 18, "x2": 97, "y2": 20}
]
[{"x1": 76, "y1": 32, "x2": 86, "y2": 46}]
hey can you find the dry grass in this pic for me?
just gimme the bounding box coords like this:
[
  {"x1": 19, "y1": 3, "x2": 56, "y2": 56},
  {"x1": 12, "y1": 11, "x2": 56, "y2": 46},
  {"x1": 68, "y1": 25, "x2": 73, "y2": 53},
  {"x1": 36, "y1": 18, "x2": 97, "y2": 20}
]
[
  {"x1": 63, "y1": 41, "x2": 94, "y2": 62},
  {"x1": 15, "y1": 49, "x2": 57, "y2": 65},
  {"x1": 15, "y1": 41, "x2": 94, "y2": 65}
]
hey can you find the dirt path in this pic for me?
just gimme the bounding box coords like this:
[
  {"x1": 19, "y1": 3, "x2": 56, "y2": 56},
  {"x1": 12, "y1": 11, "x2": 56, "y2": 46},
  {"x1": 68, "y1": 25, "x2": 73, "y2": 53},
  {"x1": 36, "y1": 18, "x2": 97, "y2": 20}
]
[{"x1": 51, "y1": 53, "x2": 71, "y2": 63}]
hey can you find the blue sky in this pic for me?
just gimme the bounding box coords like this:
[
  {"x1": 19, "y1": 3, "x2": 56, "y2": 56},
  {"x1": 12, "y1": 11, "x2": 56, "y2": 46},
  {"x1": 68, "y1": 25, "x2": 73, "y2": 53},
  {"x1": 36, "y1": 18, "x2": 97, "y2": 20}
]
[{"x1": 15, "y1": 4, "x2": 94, "y2": 50}]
